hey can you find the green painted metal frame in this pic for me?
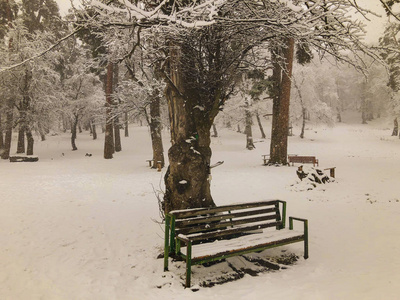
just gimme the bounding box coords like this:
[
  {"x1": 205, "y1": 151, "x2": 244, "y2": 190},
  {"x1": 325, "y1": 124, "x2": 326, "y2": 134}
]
[
  {"x1": 289, "y1": 216, "x2": 309, "y2": 259},
  {"x1": 163, "y1": 200, "x2": 308, "y2": 288}
]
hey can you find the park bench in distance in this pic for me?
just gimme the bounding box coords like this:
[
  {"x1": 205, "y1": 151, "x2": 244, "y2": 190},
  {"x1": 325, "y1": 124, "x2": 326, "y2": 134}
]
[
  {"x1": 9, "y1": 155, "x2": 39, "y2": 162},
  {"x1": 163, "y1": 200, "x2": 309, "y2": 288},
  {"x1": 288, "y1": 155, "x2": 319, "y2": 167}
]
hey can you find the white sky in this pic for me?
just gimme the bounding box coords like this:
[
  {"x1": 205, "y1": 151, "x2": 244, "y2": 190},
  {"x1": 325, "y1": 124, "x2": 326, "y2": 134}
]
[
  {"x1": 55, "y1": 0, "x2": 387, "y2": 44},
  {"x1": 56, "y1": 0, "x2": 78, "y2": 16}
]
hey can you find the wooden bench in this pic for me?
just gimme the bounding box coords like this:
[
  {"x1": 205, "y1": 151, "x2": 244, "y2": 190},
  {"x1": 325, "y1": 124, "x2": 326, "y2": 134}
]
[
  {"x1": 147, "y1": 159, "x2": 162, "y2": 171},
  {"x1": 324, "y1": 167, "x2": 336, "y2": 178},
  {"x1": 163, "y1": 200, "x2": 308, "y2": 287},
  {"x1": 262, "y1": 154, "x2": 269, "y2": 165},
  {"x1": 146, "y1": 159, "x2": 154, "y2": 167},
  {"x1": 288, "y1": 155, "x2": 318, "y2": 167},
  {"x1": 9, "y1": 155, "x2": 39, "y2": 162}
]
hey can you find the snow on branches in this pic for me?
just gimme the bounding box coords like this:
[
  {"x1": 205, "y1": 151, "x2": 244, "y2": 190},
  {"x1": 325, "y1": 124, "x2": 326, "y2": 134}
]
[{"x1": 88, "y1": 0, "x2": 222, "y2": 28}]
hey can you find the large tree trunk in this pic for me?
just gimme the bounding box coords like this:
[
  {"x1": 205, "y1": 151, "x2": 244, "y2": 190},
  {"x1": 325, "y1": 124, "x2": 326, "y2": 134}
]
[
  {"x1": 104, "y1": 62, "x2": 114, "y2": 159},
  {"x1": 163, "y1": 45, "x2": 216, "y2": 214},
  {"x1": 149, "y1": 97, "x2": 164, "y2": 169},
  {"x1": 269, "y1": 38, "x2": 294, "y2": 165}
]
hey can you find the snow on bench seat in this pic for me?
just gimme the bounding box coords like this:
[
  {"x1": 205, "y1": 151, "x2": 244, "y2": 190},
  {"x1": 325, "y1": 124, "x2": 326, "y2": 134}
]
[{"x1": 179, "y1": 228, "x2": 304, "y2": 260}]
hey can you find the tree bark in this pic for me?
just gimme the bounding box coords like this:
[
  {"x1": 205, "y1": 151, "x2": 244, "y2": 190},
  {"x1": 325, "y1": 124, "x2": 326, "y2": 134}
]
[
  {"x1": 124, "y1": 112, "x2": 129, "y2": 137},
  {"x1": 104, "y1": 62, "x2": 114, "y2": 159},
  {"x1": 361, "y1": 81, "x2": 368, "y2": 124},
  {"x1": 149, "y1": 97, "x2": 164, "y2": 168},
  {"x1": 26, "y1": 128, "x2": 34, "y2": 156},
  {"x1": 212, "y1": 124, "x2": 218, "y2": 137},
  {"x1": 113, "y1": 63, "x2": 121, "y2": 152},
  {"x1": 256, "y1": 111, "x2": 266, "y2": 139},
  {"x1": 269, "y1": 38, "x2": 294, "y2": 165},
  {"x1": 91, "y1": 119, "x2": 97, "y2": 140},
  {"x1": 17, "y1": 124, "x2": 25, "y2": 153},
  {"x1": 245, "y1": 99, "x2": 255, "y2": 150},
  {"x1": 1, "y1": 102, "x2": 13, "y2": 160},
  {"x1": 163, "y1": 44, "x2": 216, "y2": 214},
  {"x1": 71, "y1": 115, "x2": 78, "y2": 151},
  {"x1": 114, "y1": 116, "x2": 122, "y2": 152},
  {"x1": 392, "y1": 118, "x2": 398, "y2": 136},
  {"x1": 300, "y1": 107, "x2": 306, "y2": 139},
  {"x1": 0, "y1": 114, "x2": 3, "y2": 150}
]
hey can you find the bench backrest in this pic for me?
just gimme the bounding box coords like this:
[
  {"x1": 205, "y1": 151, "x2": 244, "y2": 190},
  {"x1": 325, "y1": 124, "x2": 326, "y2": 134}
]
[
  {"x1": 288, "y1": 156, "x2": 316, "y2": 163},
  {"x1": 166, "y1": 200, "x2": 286, "y2": 248}
]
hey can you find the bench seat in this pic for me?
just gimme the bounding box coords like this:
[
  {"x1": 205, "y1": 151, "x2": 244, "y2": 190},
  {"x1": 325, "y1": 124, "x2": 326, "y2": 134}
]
[{"x1": 178, "y1": 228, "x2": 304, "y2": 261}]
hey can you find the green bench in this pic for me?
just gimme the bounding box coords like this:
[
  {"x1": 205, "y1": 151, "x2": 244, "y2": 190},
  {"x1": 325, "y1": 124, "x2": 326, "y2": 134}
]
[{"x1": 163, "y1": 200, "x2": 309, "y2": 288}]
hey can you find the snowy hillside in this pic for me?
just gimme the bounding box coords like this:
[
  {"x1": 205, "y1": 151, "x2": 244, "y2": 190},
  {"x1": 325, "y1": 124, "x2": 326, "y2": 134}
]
[{"x1": 1, "y1": 117, "x2": 399, "y2": 300}]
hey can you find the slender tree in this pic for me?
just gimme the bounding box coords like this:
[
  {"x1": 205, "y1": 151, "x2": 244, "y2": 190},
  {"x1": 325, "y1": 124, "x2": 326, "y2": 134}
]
[{"x1": 104, "y1": 62, "x2": 115, "y2": 159}]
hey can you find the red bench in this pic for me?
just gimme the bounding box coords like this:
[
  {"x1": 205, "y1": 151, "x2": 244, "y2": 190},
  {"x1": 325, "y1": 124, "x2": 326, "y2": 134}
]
[{"x1": 288, "y1": 155, "x2": 318, "y2": 167}]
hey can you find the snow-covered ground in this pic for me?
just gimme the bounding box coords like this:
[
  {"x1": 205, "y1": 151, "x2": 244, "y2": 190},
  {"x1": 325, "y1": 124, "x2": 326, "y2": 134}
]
[{"x1": 1, "y1": 115, "x2": 400, "y2": 300}]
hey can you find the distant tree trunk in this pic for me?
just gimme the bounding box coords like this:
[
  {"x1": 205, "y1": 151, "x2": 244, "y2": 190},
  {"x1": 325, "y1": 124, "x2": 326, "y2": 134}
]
[
  {"x1": 212, "y1": 124, "x2": 218, "y2": 137},
  {"x1": 245, "y1": 99, "x2": 255, "y2": 150},
  {"x1": 0, "y1": 114, "x2": 4, "y2": 150},
  {"x1": 1, "y1": 1, "x2": 13, "y2": 159},
  {"x1": 124, "y1": 112, "x2": 129, "y2": 137},
  {"x1": 237, "y1": 124, "x2": 241, "y2": 133},
  {"x1": 256, "y1": 111, "x2": 266, "y2": 139},
  {"x1": 393, "y1": 118, "x2": 398, "y2": 136},
  {"x1": 337, "y1": 107, "x2": 342, "y2": 123},
  {"x1": 361, "y1": 81, "x2": 368, "y2": 124},
  {"x1": 71, "y1": 115, "x2": 78, "y2": 151},
  {"x1": 104, "y1": 62, "x2": 114, "y2": 159},
  {"x1": 114, "y1": 117, "x2": 122, "y2": 152},
  {"x1": 300, "y1": 107, "x2": 306, "y2": 139},
  {"x1": 39, "y1": 128, "x2": 46, "y2": 141},
  {"x1": 91, "y1": 119, "x2": 97, "y2": 140},
  {"x1": 1, "y1": 102, "x2": 14, "y2": 160},
  {"x1": 163, "y1": 43, "x2": 216, "y2": 213},
  {"x1": 149, "y1": 96, "x2": 164, "y2": 168},
  {"x1": 17, "y1": 124, "x2": 25, "y2": 154},
  {"x1": 113, "y1": 63, "x2": 121, "y2": 152},
  {"x1": 26, "y1": 128, "x2": 34, "y2": 156},
  {"x1": 269, "y1": 38, "x2": 294, "y2": 165},
  {"x1": 62, "y1": 114, "x2": 68, "y2": 132}
]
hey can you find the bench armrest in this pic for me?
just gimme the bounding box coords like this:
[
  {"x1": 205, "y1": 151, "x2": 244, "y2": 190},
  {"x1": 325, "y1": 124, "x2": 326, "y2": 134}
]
[
  {"x1": 289, "y1": 217, "x2": 309, "y2": 259},
  {"x1": 175, "y1": 234, "x2": 192, "y2": 256},
  {"x1": 289, "y1": 217, "x2": 308, "y2": 232},
  {"x1": 177, "y1": 234, "x2": 191, "y2": 243}
]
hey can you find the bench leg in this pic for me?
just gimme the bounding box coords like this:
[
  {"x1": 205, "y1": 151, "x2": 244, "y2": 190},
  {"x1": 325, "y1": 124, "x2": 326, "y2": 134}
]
[
  {"x1": 185, "y1": 242, "x2": 192, "y2": 288},
  {"x1": 164, "y1": 215, "x2": 171, "y2": 271},
  {"x1": 304, "y1": 220, "x2": 309, "y2": 259}
]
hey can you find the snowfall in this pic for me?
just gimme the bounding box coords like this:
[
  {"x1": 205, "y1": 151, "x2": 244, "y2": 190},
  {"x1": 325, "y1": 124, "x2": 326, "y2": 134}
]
[{"x1": 1, "y1": 112, "x2": 399, "y2": 300}]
